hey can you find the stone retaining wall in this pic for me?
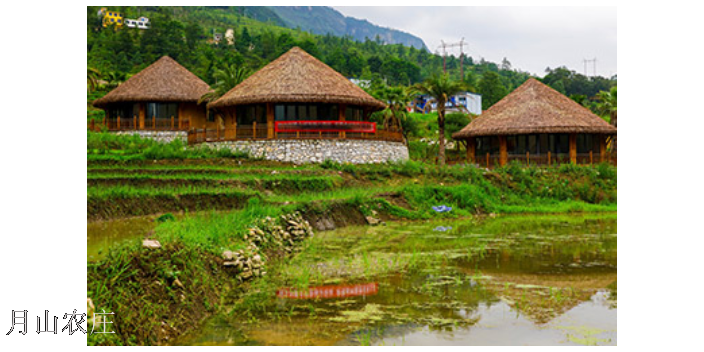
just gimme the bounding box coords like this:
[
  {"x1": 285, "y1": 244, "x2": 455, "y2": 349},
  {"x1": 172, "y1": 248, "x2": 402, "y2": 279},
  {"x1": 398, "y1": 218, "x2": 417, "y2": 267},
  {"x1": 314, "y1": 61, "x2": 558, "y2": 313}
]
[
  {"x1": 113, "y1": 130, "x2": 187, "y2": 144},
  {"x1": 206, "y1": 139, "x2": 409, "y2": 164}
]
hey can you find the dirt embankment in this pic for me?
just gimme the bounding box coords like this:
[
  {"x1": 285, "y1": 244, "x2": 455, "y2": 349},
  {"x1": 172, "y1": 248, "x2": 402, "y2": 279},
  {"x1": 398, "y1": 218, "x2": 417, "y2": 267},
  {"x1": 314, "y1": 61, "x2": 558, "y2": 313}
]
[
  {"x1": 300, "y1": 202, "x2": 369, "y2": 231},
  {"x1": 88, "y1": 193, "x2": 256, "y2": 222}
]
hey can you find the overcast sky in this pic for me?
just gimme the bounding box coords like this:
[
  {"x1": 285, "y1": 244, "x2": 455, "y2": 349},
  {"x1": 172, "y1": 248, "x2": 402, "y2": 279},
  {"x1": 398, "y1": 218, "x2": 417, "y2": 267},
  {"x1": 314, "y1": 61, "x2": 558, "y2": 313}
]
[{"x1": 332, "y1": 6, "x2": 616, "y2": 78}]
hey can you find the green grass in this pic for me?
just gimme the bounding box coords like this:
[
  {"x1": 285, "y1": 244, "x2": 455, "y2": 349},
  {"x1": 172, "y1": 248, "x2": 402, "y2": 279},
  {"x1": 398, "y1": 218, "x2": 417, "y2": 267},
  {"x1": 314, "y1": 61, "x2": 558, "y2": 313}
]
[{"x1": 87, "y1": 131, "x2": 254, "y2": 161}]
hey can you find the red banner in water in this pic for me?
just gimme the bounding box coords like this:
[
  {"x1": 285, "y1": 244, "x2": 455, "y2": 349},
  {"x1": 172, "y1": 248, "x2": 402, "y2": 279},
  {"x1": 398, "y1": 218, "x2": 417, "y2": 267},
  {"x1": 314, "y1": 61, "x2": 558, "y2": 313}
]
[
  {"x1": 275, "y1": 120, "x2": 376, "y2": 133},
  {"x1": 276, "y1": 283, "x2": 379, "y2": 299}
]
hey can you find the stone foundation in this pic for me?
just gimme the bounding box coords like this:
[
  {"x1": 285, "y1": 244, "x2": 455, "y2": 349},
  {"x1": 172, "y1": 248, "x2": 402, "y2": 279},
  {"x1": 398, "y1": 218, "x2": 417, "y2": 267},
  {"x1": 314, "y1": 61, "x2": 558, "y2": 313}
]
[
  {"x1": 205, "y1": 139, "x2": 409, "y2": 164},
  {"x1": 112, "y1": 130, "x2": 187, "y2": 144}
]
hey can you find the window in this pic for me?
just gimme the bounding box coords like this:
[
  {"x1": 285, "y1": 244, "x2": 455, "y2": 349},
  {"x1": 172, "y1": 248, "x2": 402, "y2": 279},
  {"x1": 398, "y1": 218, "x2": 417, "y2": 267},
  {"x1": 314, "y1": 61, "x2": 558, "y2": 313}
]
[
  {"x1": 527, "y1": 135, "x2": 538, "y2": 154},
  {"x1": 275, "y1": 105, "x2": 285, "y2": 121},
  {"x1": 146, "y1": 103, "x2": 178, "y2": 120},
  {"x1": 549, "y1": 134, "x2": 570, "y2": 155},
  {"x1": 476, "y1": 136, "x2": 500, "y2": 156},
  {"x1": 309, "y1": 105, "x2": 318, "y2": 120},
  {"x1": 207, "y1": 110, "x2": 216, "y2": 123},
  {"x1": 107, "y1": 103, "x2": 138, "y2": 120},
  {"x1": 345, "y1": 106, "x2": 363, "y2": 121},
  {"x1": 274, "y1": 104, "x2": 339, "y2": 121},
  {"x1": 236, "y1": 104, "x2": 266, "y2": 125},
  {"x1": 577, "y1": 134, "x2": 600, "y2": 154}
]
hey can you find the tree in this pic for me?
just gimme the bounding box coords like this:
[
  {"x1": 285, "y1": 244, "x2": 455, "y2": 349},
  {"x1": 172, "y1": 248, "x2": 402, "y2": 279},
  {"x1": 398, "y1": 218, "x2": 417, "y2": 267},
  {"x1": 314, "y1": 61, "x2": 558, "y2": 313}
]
[
  {"x1": 184, "y1": 22, "x2": 203, "y2": 51},
  {"x1": 371, "y1": 86, "x2": 408, "y2": 130},
  {"x1": 411, "y1": 74, "x2": 466, "y2": 166},
  {"x1": 87, "y1": 67, "x2": 101, "y2": 92},
  {"x1": 501, "y1": 57, "x2": 512, "y2": 71},
  {"x1": 236, "y1": 27, "x2": 252, "y2": 52},
  {"x1": 325, "y1": 48, "x2": 347, "y2": 75},
  {"x1": 478, "y1": 71, "x2": 507, "y2": 110},
  {"x1": 199, "y1": 64, "x2": 251, "y2": 104},
  {"x1": 596, "y1": 86, "x2": 617, "y2": 156},
  {"x1": 346, "y1": 49, "x2": 366, "y2": 77}
]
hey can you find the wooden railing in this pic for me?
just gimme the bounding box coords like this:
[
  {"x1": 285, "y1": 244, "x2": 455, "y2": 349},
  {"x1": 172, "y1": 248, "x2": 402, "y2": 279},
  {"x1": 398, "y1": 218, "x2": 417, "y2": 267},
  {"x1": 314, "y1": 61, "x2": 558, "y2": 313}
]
[
  {"x1": 187, "y1": 125, "x2": 404, "y2": 145},
  {"x1": 88, "y1": 117, "x2": 190, "y2": 132},
  {"x1": 452, "y1": 151, "x2": 616, "y2": 168}
]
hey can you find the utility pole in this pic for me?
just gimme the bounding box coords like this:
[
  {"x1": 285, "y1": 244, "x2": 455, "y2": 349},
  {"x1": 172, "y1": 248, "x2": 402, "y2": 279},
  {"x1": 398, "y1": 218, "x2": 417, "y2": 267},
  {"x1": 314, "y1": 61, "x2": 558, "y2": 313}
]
[
  {"x1": 583, "y1": 58, "x2": 597, "y2": 76},
  {"x1": 438, "y1": 41, "x2": 448, "y2": 74},
  {"x1": 438, "y1": 38, "x2": 466, "y2": 77}
]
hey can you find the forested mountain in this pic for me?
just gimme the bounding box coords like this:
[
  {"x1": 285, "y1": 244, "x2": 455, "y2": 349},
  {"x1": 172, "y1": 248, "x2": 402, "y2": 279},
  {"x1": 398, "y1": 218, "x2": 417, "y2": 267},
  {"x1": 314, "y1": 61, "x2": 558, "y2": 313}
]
[
  {"x1": 87, "y1": 6, "x2": 615, "y2": 111},
  {"x1": 265, "y1": 6, "x2": 428, "y2": 50}
]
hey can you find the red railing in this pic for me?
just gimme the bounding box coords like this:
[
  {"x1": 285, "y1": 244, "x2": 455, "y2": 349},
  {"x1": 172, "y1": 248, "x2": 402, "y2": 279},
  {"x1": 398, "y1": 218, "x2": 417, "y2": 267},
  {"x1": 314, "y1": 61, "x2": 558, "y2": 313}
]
[
  {"x1": 276, "y1": 283, "x2": 378, "y2": 300},
  {"x1": 275, "y1": 120, "x2": 376, "y2": 133}
]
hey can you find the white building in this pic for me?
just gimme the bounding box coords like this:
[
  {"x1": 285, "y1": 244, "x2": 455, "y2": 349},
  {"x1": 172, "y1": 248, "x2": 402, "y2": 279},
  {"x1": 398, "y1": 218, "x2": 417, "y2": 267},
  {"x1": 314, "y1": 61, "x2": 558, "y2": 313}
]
[
  {"x1": 450, "y1": 92, "x2": 482, "y2": 115},
  {"x1": 125, "y1": 17, "x2": 150, "y2": 29},
  {"x1": 415, "y1": 91, "x2": 482, "y2": 115}
]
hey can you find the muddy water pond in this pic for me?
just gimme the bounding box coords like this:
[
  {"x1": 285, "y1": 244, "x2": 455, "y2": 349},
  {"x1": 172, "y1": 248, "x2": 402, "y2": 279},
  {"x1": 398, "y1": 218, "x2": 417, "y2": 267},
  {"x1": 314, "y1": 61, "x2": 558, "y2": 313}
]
[
  {"x1": 180, "y1": 213, "x2": 617, "y2": 346},
  {"x1": 87, "y1": 216, "x2": 160, "y2": 261}
]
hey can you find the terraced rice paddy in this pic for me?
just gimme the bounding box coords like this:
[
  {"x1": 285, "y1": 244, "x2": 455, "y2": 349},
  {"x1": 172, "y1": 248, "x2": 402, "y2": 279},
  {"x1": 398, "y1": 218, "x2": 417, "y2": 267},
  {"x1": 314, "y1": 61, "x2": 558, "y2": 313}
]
[
  {"x1": 87, "y1": 161, "x2": 355, "y2": 221},
  {"x1": 87, "y1": 157, "x2": 616, "y2": 346}
]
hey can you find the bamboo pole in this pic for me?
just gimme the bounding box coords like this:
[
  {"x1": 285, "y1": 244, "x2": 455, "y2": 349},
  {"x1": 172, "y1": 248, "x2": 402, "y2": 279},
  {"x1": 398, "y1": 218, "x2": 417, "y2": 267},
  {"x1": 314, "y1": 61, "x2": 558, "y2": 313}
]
[
  {"x1": 171, "y1": 116, "x2": 175, "y2": 129},
  {"x1": 499, "y1": 136, "x2": 507, "y2": 166},
  {"x1": 548, "y1": 151, "x2": 551, "y2": 165},
  {"x1": 526, "y1": 151, "x2": 530, "y2": 167},
  {"x1": 134, "y1": 115, "x2": 137, "y2": 130},
  {"x1": 590, "y1": 150, "x2": 593, "y2": 165},
  {"x1": 253, "y1": 121, "x2": 257, "y2": 139},
  {"x1": 117, "y1": 116, "x2": 121, "y2": 129},
  {"x1": 569, "y1": 133, "x2": 577, "y2": 164},
  {"x1": 486, "y1": 153, "x2": 490, "y2": 169}
]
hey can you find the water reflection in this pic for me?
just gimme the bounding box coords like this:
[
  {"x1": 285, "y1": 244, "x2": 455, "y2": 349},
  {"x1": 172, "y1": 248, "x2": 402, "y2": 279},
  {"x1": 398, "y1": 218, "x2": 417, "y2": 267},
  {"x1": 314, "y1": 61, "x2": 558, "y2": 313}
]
[
  {"x1": 277, "y1": 283, "x2": 378, "y2": 300},
  {"x1": 179, "y1": 214, "x2": 616, "y2": 346}
]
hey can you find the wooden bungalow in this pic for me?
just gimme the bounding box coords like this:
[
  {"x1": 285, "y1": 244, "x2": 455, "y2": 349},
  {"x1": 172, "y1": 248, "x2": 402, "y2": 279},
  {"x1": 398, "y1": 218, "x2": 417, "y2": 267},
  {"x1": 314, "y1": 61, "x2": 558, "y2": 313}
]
[
  {"x1": 92, "y1": 56, "x2": 211, "y2": 131},
  {"x1": 192, "y1": 47, "x2": 397, "y2": 143},
  {"x1": 452, "y1": 78, "x2": 617, "y2": 166}
]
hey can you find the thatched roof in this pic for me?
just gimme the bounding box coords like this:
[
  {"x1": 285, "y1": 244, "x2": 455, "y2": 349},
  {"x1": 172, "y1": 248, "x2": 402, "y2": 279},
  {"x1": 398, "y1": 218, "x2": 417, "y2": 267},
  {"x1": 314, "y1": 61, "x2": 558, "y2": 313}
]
[
  {"x1": 209, "y1": 47, "x2": 386, "y2": 110},
  {"x1": 453, "y1": 78, "x2": 616, "y2": 139},
  {"x1": 93, "y1": 56, "x2": 211, "y2": 108}
]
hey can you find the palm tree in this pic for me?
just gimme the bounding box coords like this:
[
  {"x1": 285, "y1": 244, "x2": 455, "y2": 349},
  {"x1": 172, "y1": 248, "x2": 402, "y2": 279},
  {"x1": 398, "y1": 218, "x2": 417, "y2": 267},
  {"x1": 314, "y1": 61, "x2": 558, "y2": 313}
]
[
  {"x1": 596, "y1": 86, "x2": 617, "y2": 156},
  {"x1": 87, "y1": 67, "x2": 101, "y2": 92},
  {"x1": 411, "y1": 74, "x2": 466, "y2": 166},
  {"x1": 379, "y1": 86, "x2": 415, "y2": 145},
  {"x1": 199, "y1": 64, "x2": 251, "y2": 104},
  {"x1": 102, "y1": 71, "x2": 125, "y2": 90}
]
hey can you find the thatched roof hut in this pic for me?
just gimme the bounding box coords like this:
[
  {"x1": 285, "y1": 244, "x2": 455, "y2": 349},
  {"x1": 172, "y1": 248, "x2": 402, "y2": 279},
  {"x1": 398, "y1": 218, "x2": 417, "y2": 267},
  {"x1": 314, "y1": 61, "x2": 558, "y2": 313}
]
[
  {"x1": 209, "y1": 47, "x2": 385, "y2": 110},
  {"x1": 453, "y1": 78, "x2": 616, "y2": 138},
  {"x1": 92, "y1": 56, "x2": 211, "y2": 131},
  {"x1": 453, "y1": 78, "x2": 616, "y2": 166},
  {"x1": 93, "y1": 56, "x2": 210, "y2": 108}
]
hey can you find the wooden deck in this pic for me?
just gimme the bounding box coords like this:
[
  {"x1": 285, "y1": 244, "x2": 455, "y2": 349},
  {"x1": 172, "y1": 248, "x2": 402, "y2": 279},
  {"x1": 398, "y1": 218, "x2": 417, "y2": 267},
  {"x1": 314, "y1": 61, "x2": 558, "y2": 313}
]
[
  {"x1": 186, "y1": 125, "x2": 404, "y2": 144},
  {"x1": 88, "y1": 117, "x2": 190, "y2": 132},
  {"x1": 448, "y1": 152, "x2": 616, "y2": 167}
]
